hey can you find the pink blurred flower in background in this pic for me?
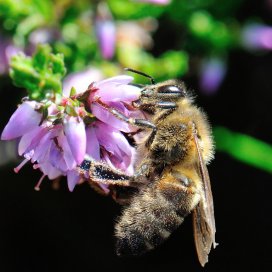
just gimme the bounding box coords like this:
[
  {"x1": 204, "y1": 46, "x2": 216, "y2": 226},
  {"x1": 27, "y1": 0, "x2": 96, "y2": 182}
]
[
  {"x1": 241, "y1": 23, "x2": 272, "y2": 51},
  {"x1": 135, "y1": 0, "x2": 171, "y2": 5},
  {"x1": 116, "y1": 19, "x2": 157, "y2": 50},
  {"x1": 95, "y1": 2, "x2": 116, "y2": 60},
  {"x1": 199, "y1": 57, "x2": 227, "y2": 95},
  {"x1": 0, "y1": 36, "x2": 21, "y2": 75}
]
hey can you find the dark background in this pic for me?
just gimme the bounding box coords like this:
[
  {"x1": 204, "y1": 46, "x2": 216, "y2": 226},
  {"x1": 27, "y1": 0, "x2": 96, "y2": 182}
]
[{"x1": 0, "y1": 1, "x2": 272, "y2": 271}]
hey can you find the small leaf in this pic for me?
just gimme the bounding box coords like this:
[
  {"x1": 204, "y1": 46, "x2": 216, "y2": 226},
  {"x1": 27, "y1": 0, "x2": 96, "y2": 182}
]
[
  {"x1": 65, "y1": 105, "x2": 78, "y2": 117},
  {"x1": 69, "y1": 87, "x2": 77, "y2": 97},
  {"x1": 9, "y1": 44, "x2": 67, "y2": 101}
]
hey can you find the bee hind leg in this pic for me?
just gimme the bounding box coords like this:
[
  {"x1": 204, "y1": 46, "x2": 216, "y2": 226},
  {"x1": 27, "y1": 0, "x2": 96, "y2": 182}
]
[
  {"x1": 78, "y1": 159, "x2": 132, "y2": 186},
  {"x1": 78, "y1": 159, "x2": 144, "y2": 204}
]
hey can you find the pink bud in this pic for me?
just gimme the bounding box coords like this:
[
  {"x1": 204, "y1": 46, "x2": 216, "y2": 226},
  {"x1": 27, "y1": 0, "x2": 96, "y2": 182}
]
[{"x1": 1, "y1": 101, "x2": 42, "y2": 140}]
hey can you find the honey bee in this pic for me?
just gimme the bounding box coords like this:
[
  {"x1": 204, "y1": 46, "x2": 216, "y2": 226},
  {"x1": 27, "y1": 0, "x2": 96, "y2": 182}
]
[{"x1": 79, "y1": 69, "x2": 217, "y2": 266}]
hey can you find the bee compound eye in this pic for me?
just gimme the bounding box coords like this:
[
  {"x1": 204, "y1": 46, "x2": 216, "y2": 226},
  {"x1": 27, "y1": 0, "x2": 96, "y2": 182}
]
[
  {"x1": 172, "y1": 171, "x2": 191, "y2": 187},
  {"x1": 158, "y1": 85, "x2": 186, "y2": 97}
]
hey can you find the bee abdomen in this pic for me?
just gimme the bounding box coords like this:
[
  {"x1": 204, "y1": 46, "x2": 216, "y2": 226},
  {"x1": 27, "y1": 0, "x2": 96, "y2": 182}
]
[{"x1": 115, "y1": 187, "x2": 189, "y2": 256}]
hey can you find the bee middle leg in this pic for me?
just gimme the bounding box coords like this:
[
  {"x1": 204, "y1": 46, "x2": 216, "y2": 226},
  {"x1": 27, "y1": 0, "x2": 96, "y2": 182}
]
[{"x1": 79, "y1": 159, "x2": 132, "y2": 187}]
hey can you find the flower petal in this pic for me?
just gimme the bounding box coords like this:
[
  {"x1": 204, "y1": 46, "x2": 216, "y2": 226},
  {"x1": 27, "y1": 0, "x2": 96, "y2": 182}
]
[
  {"x1": 31, "y1": 128, "x2": 57, "y2": 163},
  {"x1": 95, "y1": 122, "x2": 135, "y2": 174},
  {"x1": 49, "y1": 143, "x2": 68, "y2": 172},
  {"x1": 95, "y1": 123, "x2": 122, "y2": 156},
  {"x1": 18, "y1": 126, "x2": 45, "y2": 156},
  {"x1": 63, "y1": 117, "x2": 86, "y2": 164},
  {"x1": 67, "y1": 170, "x2": 81, "y2": 191},
  {"x1": 62, "y1": 68, "x2": 103, "y2": 97},
  {"x1": 39, "y1": 162, "x2": 62, "y2": 180},
  {"x1": 93, "y1": 75, "x2": 141, "y2": 102},
  {"x1": 96, "y1": 75, "x2": 134, "y2": 87},
  {"x1": 59, "y1": 133, "x2": 77, "y2": 170},
  {"x1": 1, "y1": 101, "x2": 42, "y2": 140},
  {"x1": 96, "y1": 84, "x2": 141, "y2": 102},
  {"x1": 86, "y1": 126, "x2": 101, "y2": 161},
  {"x1": 91, "y1": 103, "x2": 132, "y2": 132}
]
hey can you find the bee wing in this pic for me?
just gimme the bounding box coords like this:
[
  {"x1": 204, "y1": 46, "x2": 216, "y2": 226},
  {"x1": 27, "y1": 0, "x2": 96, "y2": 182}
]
[{"x1": 192, "y1": 132, "x2": 217, "y2": 267}]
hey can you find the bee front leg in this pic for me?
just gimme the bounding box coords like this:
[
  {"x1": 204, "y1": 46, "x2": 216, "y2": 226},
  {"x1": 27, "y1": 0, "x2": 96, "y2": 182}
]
[{"x1": 94, "y1": 99, "x2": 156, "y2": 130}]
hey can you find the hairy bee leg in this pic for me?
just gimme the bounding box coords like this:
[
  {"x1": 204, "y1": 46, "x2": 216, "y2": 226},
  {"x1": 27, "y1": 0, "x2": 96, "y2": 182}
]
[
  {"x1": 94, "y1": 100, "x2": 157, "y2": 130},
  {"x1": 130, "y1": 163, "x2": 150, "y2": 181},
  {"x1": 78, "y1": 159, "x2": 132, "y2": 186},
  {"x1": 133, "y1": 100, "x2": 177, "y2": 110}
]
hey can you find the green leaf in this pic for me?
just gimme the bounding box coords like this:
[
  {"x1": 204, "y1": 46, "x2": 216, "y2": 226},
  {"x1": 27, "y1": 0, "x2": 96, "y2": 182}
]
[
  {"x1": 214, "y1": 126, "x2": 272, "y2": 174},
  {"x1": 9, "y1": 44, "x2": 66, "y2": 101},
  {"x1": 108, "y1": 0, "x2": 166, "y2": 20}
]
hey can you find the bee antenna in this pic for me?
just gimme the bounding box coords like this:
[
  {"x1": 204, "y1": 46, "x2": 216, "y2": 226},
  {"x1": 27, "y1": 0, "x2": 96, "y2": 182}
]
[{"x1": 124, "y1": 68, "x2": 155, "y2": 84}]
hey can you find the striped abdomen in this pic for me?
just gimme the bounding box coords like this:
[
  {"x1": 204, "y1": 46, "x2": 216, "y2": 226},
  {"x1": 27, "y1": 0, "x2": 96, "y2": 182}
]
[{"x1": 115, "y1": 176, "x2": 200, "y2": 256}]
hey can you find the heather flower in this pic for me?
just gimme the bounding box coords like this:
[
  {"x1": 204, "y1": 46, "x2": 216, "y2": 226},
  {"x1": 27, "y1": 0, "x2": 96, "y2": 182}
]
[
  {"x1": 87, "y1": 122, "x2": 136, "y2": 175},
  {"x1": 2, "y1": 101, "x2": 86, "y2": 190},
  {"x1": 1, "y1": 74, "x2": 142, "y2": 192},
  {"x1": 88, "y1": 75, "x2": 142, "y2": 132}
]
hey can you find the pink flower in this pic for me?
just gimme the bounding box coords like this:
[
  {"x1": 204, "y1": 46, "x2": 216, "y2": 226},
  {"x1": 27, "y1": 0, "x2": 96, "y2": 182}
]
[
  {"x1": 242, "y1": 23, "x2": 272, "y2": 51},
  {"x1": 1, "y1": 100, "x2": 87, "y2": 190},
  {"x1": 1, "y1": 101, "x2": 42, "y2": 140},
  {"x1": 89, "y1": 75, "x2": 143, "y2": 132},
  {"x1": 87, "y1": 122, "x2": 135, "y2": 175},
  {"x1": 1, "y1": 74, "x2": 142, "y2": 192}
]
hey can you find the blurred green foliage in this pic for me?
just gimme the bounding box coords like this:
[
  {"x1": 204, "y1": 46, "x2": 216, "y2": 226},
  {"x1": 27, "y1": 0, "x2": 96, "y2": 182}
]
[
  {"x1": 0, "y1": 0, "x2": 271, "y2": 173},
  {"x1": 10, "y1": 44, "x2": 66, "y2": 100},
  {"x1": 0, "y1": 0, "x2": 246, "y2": 78},
  {"x1": 214, "y1": 127, "x2": 272, "y2": 174}
]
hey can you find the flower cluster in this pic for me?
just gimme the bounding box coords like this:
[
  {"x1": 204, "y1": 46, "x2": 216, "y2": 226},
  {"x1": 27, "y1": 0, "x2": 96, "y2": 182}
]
[{"x1": 1, "y1": 75, "x2": 142, "y2": 191}]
